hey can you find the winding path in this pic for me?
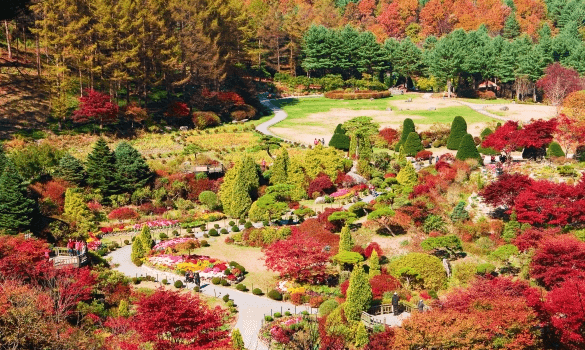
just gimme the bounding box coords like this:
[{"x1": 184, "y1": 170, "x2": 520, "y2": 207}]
[
  {"x1": 454, "y1": 100, "x2": 509, "y2": 122},
  {"x1": 109, "y1": 245, "x2": 308, "y2": 350}
]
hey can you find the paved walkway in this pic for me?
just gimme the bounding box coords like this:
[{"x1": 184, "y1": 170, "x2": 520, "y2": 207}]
[
  {"x1": 454, "y1": 100, "x2": 509, "y2": 122},
  {"x1": 109, "y1": 245, "x2": 309, "y2": 350}
]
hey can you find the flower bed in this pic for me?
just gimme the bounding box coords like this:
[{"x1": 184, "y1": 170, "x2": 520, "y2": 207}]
[
  {"x1": 259, "y1": 316, "x2": 305, "y2": 345},
  {"x1": 147, "y1": 253, "x2": 244, "y2": 282},
  {"x1": 87, "y1": 232, "x2": 102, "y2": 251},
  {"x1": 134, "y1": 219, "x2": 179, "y2": 230},
  {"x1": 153, "y1": 237, "x2": 199, "y2": 251}
]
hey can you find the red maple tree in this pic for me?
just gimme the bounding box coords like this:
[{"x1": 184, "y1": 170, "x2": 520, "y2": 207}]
[
  {"x1": 530, "y1": 235, "x2": 585, "y2": 289},
  {"x1": 419, "y1": 0, "x2": 455, "y2": 36},
  {"x1": 0, "y1": 235, "x2": 51, "y2": 282},
  {"x1": 131, "y1": 288, "x2": 230, "y2": 349},
  {"x1": 545, "y1": 277, "x2": 585, "y2": 349},
  {"x1": 164, "y1": 101, "x2": 190, "y2": 118},
  {"x1": 73, "y1": 89, "x2": 119, "y2": 128},
  {"x1": 479, "y1": 173, "x2": 533, "y2": 209},
  {"x1": 513, "y1": 227, "x2": 561, "y2": 252},
  {"x1": 536, "y1": 63, "x2": 584, "y2": 106}
]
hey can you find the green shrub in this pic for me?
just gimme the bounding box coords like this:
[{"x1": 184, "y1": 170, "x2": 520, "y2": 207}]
[
  {"x1": 132, "y1": 277, "x2": 141, "y2": 285},
  {"x1": 244, "y1": 222, "x2": 253, "y2": 229},
  {"x1": 174, "y1": 280, "x2": 183, "y2": 288},
  {"x1": 547, "y1": 141, "x2": 565, "y2": 157},
  {"x1": 268, "y1": 290, "x2": 283, "y2": 301},
  {"x1": 329, "y1": 133, "x2": 351, "y2": 151},
  {"x1": 285, "y1": 311, "x2": 292, "y2": 316},
  {"x1": 212, "y1": 277, "x2": 221, "y2": 285},
  {"x1": 227, "y1": 300, "x2": 234, "y2": 307},
  {"x1": 124, "y1": 239, "x2": 130, "y2": 245},
  {"x1": 318, "y1": 299, "x2": 339, "y2": 316},
  {"x1": 557, "y1": 165, "x2": 577, "y2": 177},
  {"x1": 229, "y1": 221, "x2": 235, "y2": 226},
  {"x1": 388, "y1": 253, "x2": 447, "y2": 290},
  {"x1": 476, "y1": 262, "x2": 496, "y2": 275},
  {"x1": 480, "y1": 127, "x2": 493, "y2": 139},
  {"x1": 456, "y1": 133, "x2": 482, "y2": 164},
  {"x1": 209, "y1": 229, "x2": 219, "y2": 236},
  {"x1": 159, "y1": 232, "x2": 168, "y2": 240},
  {"x1": 264, "y1": 315, "x2": 273, "y2": 322},
  {"x1": 253, "y1": 288, "x2": 263, "y2": 295},
  {"x1": 200, "y1": 240, "x2": 209, "y2": 247},
  {"x1": 395, "y1": 119, "x2": 416, "y2": 152},
  {"x1": 239, "y1": 219, "x2": 246, "y2": 225},
  {"x1": 450, "y1": 201, "x2": 469, "y2": 222},
  {"x1": 575, "y1": 145, "x2": 585, "y2": 162},
  {"x1": 423, "y1": 215, "x2": 447, "y2": 234},
  {"x1": 231, "y1": 226, "x2": 240, "y2": 232},
  {"x1": 172, "y1": 230, "x2": 179, "y2": 236},
  {"x1": 214, "y1": 223, "x2": 220, "y2": 229},
  {"x1": 220, "y1": 228, "x2": 229, "y2": 234},
  {"x1": 221, "y1": 279, "x2": 229, "y2": 286},
  {"x1": 403, "y1": 132, "x2": 423, "y2": 156},
  {"x1": 333, "y1": 251, "x2": 364, "y2": 265},
  {"x1": 193, "y1": 286, "x2": 200, "y2": 292},
  {"x1": 490, "y1": 244, "x2": 519, "y2": 262},
  {"x1": 301, "y1": 311, "x2": 309, "y2": 315},
  {"x1": 273, "y1": 312, "x2": 282, "y2": 318},
  {"x1": 477, "y1": 147, "x2": 498, "y2": 155},
  {"x1": 236, "y1": 283, "x2": 246, "y2": 291},
  {"x1": 447, "y1": 116, "x2": 468, "y2": 150},
  {"x1": 161, "y1": 279, "x2": 168, "y2": 285},
  {"x1": 223, "y1": 294, "x2": 230, "y2": 302}
]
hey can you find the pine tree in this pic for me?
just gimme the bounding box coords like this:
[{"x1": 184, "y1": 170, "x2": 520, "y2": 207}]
[
  {"x1": 131, "y1": 234, "x2": 146, "y2": 265},
  {"x1": 547, "y1": 141, "x2": 565, "y2": 157},
  {"x1": 403, "y1": 132, "x2": 423, "y2": 156},
  {"x1": 0, "y1": 146, "x2": 7, "y2": 177},
  {"x1": 239, "y1": 156, "x2": 259, "y2": 195},
  {"x1": 219, "y1": 156, "x2": 260, "y2": 215},
  {"x1": 115, "y1": 142, "x2": 152, "y2": 193},
  {"x1": 86, "y1": 138, "x2": 118, "y2": 198},
  {"x1": 232, "y1": 328, "x2": 245, "y2": 350},
  {"x1": 447, "y1": 116, "x2": 468, "y2": 150},
  {"x1": 0, "y1": 160, "x2": 35, "y2": 233},
  {"x1": 287, "y1": 158, "x2": 308, "y2": 201},
  {"x1": 397, "y1": 161, "x2": 417, "y2": 188},
  {"x1": 270, "y1": 148, "x2": 290, "y2": 185},
  {"x1": 63, "y1": 188, "x2": 94, "y2": 234},
  {"x1": 57, "y1": 154, "x2": 85, "y2": 184},
  {"x1": 503, "y1": 13, "x2": 521, "y2": 39},
  {"x1": 339, "y1": 225, "x2": 354, "y2": 252},
  {"x1": 395, "y1": 118, "x2": 416, "y2": 151},
  {"x1": 368, "y1": 250, "x2": 381, "y2": 278},
  {"x1": 139, "y1": 224, "x2": 153, "y2": 252},
  {"x1": 450, "y1": 201, "x2": 469, "y2": 222},
  {"x1": 354, "y1": 322, "x2": 369, "y2": 348},
  {"x1": 456, "y1": 134, "x2": 483, "y2": 164},
  {"x1": 343, "y1": 265, "x2": 372, "y2": 321},
  {"x1": 228, "y1": 173, "x2": 252, "y2": 219}
]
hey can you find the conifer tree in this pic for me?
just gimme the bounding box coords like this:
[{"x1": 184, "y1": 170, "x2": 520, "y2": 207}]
[
  {"x1": 0, "y1": 160, "x2": 35, "y2": 233},
  {"x1": 456, "y1": 134, "x2": 483, "y2": 164},
  {"x1": 232, "y1": 329, "x2": 244, "y2": 350},
  {"x1": 287, "y1": 158, "x2": 308, "y2": 201},
  {"x1": 368, "y1": 250, "x2": 381, "y2": 278},
  {"x1": 329, "y1": 124, "x2": 351, "y2": 151},
  {"x1": 131, "y1": 234, "x2": 146, "y2": 266},
  {"x1": 343, "y1": 265, "x2": 372, "y2": 321},
  {"x1": 86, "y1": 138, "x2": 118, "y2": 198},
  {"x1": 115, "y1": 142, "x2": 152, "y2": 193},
  {"x1": 139, "y1": 224, "x2": 153, "y2": 252},
  {"x1": 547, "y1": 141, "x2": 565, "y2": 157},
  {"x1": 450, "y1": 201, "x2": 469, "y2": 222},
  {"x1": 397, "y1": 161, "x2": 418, "y2": 188},
  {"x1": 395, "y1": 118, "x2": 416, "y2": 151},
  {"x1": 270, "y1": 148, "x2": 290, "y2": 185},
  {"x1": 228, "y1": 173, "x2": 252, "y2": 219},
  {"x1": 339, "y1": 225, "x2": 354, "y2": 252},
  {"x1": 403, "y1": 132, "x2": 423, "y2": 156},
  {"x1": 0, "y1": 146, "x2": 7, "y2": 177},
  {"x1": 503, "y1": 13, "x2": 521, "y2": 40},
  {"x1": 354, "y1": 322, "x2": 369, "y2": 348},
  {"x1": 219, "y1": 156, "x2": 260, "y2": 215},
  {"x1": 447, "y1": 116, "x2": 468, "y2": 150},
  {"x1": 57, "y1": 154, "x2": 85, "y2": 184},
  {"x1": 239, "y1": 156, "x2": 259, "y2": 195},
  {"x1": 63, "y1": 188, "x2": 93, "y2": 234}
]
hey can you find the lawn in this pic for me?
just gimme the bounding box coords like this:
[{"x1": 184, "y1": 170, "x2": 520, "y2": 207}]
[
  {"x1": 396, "y1": 106, "x2": 496, "y2": 124},
  {"x1": 459, "y1": 98, "x2": 513, "y2": 104}
]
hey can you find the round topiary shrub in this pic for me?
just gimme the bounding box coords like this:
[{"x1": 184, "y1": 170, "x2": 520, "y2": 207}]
[
  {"x1": 244, "y1": 222, "x2": 253, "y2": 229},
  {"x1": 214, "y1": 224, "x2": 220, "y2": 229},
  {"x1": 236, "y1": 283, "x2": 246, "y2": 291},
  {"x1": 212, "y1": 277, "x2": 221, "y2": 285},
  {"x1": 200, "y1": 240, "x2": 209, "y2": 247},
  {"x1": 209, "y1": 229, "x2": 219, "y2": 236},
  {"x1": 301, "y1": 311, "x2": 309, "y2": 315},
  {"x1": 231, "y1": 226, "x2": 240, "y2": 232},
  {"x1": 285, "y1": 311, "x2": 291, "y2": 316},
  {"x1": 172, "y1": 230, "x2": 179, "y2": 236},
  {"x1": 274, "y1": 312, "x2": 282, "y2": 318},
  {"x1": 264, "y1": 315, "x2": 273, "y2": 322},
  {"x1": 253, "y1": 288, "x2": 263, "y2": 295},
  {"x1": 159, "y1": 233, "x2": 168, "y2": 240},
  {"x1": 193, "y1": 286, "x2": 200, "y2": 292},
  {"x1": 229, "y1": 221, "x2": 235, "y2": 226},
  {"x1": 239, "y1": 219, "x2": 246, "y2": 225},
  {"x1": 268, "y1": 290, "x2": 283, "y2": 301},
  {"x1": 548, "y1": 141, "x2": 565, "y2": 157},
  {"x1": 318, "y1": 299, "x2": 339, "y2": 316},
  {"x1": 124, "y1": 240, "x2": 130, "y2": 245},
  {"x1": 221, "y1": 279, "x2": 229, "y2": 286},
  {"x1": 174, "y1": 280, "x2": 184, "y2": 288},
  {"x1": 220, "y1": 228, "x2": 228, "y2": 234},
  {"x1": 203, "y1": 233, "x2": 209, "y2": 238},
  {"x1": 227, "y1": 300, "x2": 234, "y2": 307},
  {"x1": 132, "y1": 277, "x2": 141, "y2": 285},
  {"x1": 161, "y1": 279, "x2": 168, "y2": 285},
  {"x1": 223, "y1": 294, "x2": 230, "y2": 302}
]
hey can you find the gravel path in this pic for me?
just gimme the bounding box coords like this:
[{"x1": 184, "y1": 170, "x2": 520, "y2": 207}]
[
  {"x1": 109, "y1": 245, "x2": 310, "y2": 350},
  {"x1": 455, "y1": 100, "x2": 508, "y2": 122}
]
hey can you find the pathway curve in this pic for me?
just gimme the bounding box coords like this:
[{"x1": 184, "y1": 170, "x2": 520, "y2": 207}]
[
  {"x1": 109, "y1": 245, "x2": 308, "y2": 350},
  {"x1": 454, "y1": 100, "x2": 509, "y2": 122}
]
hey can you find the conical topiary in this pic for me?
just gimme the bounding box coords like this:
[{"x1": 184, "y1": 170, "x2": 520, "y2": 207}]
[
  {"x1": 0, "y1": 160, "x2": 35, "y2": 233},
  {"x1": 343, "y1": 265, "x2": 372, "y2": 321},
  {"x1": 450, "y1": 201, "x2": 469, "y2": 222},
  {"x1": 547, "y1": 141, "x2": 565, "y2": 158},
  {"x1": 456, "y1": 134, "x2": 483, "y2": 164},
  {"x1": 395, "y1": 118, "x2": 416, "y2": 151},
  {"x1": 339, "y1": 225, "x2": 354, "y2": 252},
  {"x1": 397, "y1": 161, "x2": 418, "y2": 188},
  {"x1": 403, "y1": 132, "x2": 423, "y2": 157},
  {"x1": 368, "y1": 250, "x2": 381, "y2": 278},
  {"x1": 270, "y1": 148, "x2": 290, "y2": 185},
  {"x1": 447, "y1": 116, "x2": 468, "y2": 150}
]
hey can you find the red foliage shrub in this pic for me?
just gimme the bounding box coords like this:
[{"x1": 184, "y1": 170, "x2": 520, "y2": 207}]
[
  {"x1": 185, "y1": 176, "x2": 219, "y2": 200},
  {"x1": 192, "y1": 111, "x2": 220, "y2": 129},
  {"x1": 480, "y1": 173, "x2": 534, "y2": 209},
  {"x1": 513, "y1": 227, "x2": 561, "y2": 252},
  {"x1": 365, "y1": 326, "x2": 396, "y2": 350},
  {"x1": 352, "y1": 245, "x2": 365, "y2": 257},
  {"x1": 478, "y1": 90, "x2": 496, "y2": 100},
  {"x1": 438, "y1": 153, "x2": 454, "y2": 162},
  {"x1": 108, "y1": 207, "x2": 139, "y2": 220},
  {"x1": 310, "y1": 296, "x2": 325, "y2": 308},
  {"x1": 287, "y1": 201, "x2": 300, "y2": 210},
  {"x1": 139, "y1": 202, "x2": 155, "y2": 214},
  {"x1": 293, "y1": 219, "x2": 339, "y2": 254},
  {"x1": 87, "y1": 200, "x2": 102, "y2": 212},
  {"x1": 340, "y1": 280, "x2": 350, "y2": 297},
  {"x1": 290, "y1": 292, "x2": 303, "y2": 305},
  {"x1": 415, "y1": 150, "x2": 433, "y2": 160},
  {"x1": 317, "y1": 207, "x2": 343, "y2": 232},
  {"x1": 365, "y1": 242, "x2": 383, "y2": 258},
  {"x1": 369, "y1": 274, "x2": 401, "y2": 300},
  {"x1": 334, "y1": 171, "x2": 355, "y2": 188},
  {"x1": 73, "y1": 89, "x2": 118, "y2": 126},
  {"x1": 318, "y1": 317, "x2": 346, "y2": 350},
  {"x1": 164, "y1": 101, "x2": 190, "y2": 118},
  {"x1": 545, "y1": 277, "x2": 585, "y2": 349},
  {"x1": 379, "y1": 128, "x2": 399, "y2": 146},
  {"x1": 384, "y1": 173, "x2": 396, "y2": 178},
  {"x1": 530, "y1": 235, "x2": 585, "y2": 289},
  {"x1": 201, "y1": 89, "x2": 245, "y2": 105},
  {"x1": 307, "y1": 173, "x2": 335, "y2": 197},
  {"x1": 0, "y1": 235, "x2": 51, "y2": 282}
]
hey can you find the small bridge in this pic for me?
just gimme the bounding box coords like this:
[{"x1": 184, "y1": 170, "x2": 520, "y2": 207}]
[
  {"x1": 50, "y1": 247, "x2": 89, "y2": 268},
  {"x1": 361, "y1": 304, "x2": 412, "y2": 328}
]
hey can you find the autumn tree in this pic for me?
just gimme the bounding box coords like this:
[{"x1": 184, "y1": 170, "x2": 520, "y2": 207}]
[
  {"x1": 530, "y1": 235, "x2": 585, "y2": 289},
  {"x1": 72, "y1": 89, "x2": 119, "y2": 129},
  {"x1": 0, "y1": 235, "x2": 51, "y2": 281},
  {"x1": 419, "y1": 0, "x2": 455, "y2": 37},
  {"x1": 536, "y1": 63, "x2": 583, "y2": 106},
  {"x1": 480, "y1": 173, "x2": 533, "y2": 209},
  {"x1": 544, "y1": 277, "x2": 585, "y2": 349},
  {"x1": 344, "y1": 264, "x2": 372, "y2": 320}
]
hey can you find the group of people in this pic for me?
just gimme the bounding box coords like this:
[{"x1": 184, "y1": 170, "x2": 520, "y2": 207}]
[
  {"x1": 313, "y1": 138, "x2": 326, "y2": 146},
  {"x1": 185, "y1": 270, "x2": 201, "y2": 289},
  {"x1": 391, "y1": 292, "x2": 426, "y2": 315},
  {"x1": 67, "y1": 239, "x2": 87, "y2": 256}
]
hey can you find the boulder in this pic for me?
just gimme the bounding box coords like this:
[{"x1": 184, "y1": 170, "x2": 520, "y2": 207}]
[
  {"x1": 179, "y1": 126, "x2": 189, "y2": 131},
  {"x1": 499, "y1": 106, "x2": 509, "y2": 111},
  {"x1": 428, "y1": 107, "x2": 436, "y2": 111},
  {"x1": 315, "y1": 197, "x2": 326, "y2": 204}
]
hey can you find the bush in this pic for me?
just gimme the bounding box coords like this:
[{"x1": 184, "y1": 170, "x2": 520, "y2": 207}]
[
  {"x1": 285, "y1": 311, "x2": 291, "y2": 316},
  {"x1": 318, "y1": 299, "x2": 339, "y2": 316},
  {"x1": 490, "y1": 244, "x2": 519, "y2": 262},
  {"x1": 221, "y1": 279, "x2": 229, "y2": 286},
  {"x1": 575, "y1": 145, "x2": 585, "y2": 162},
  {"x1": 200, "y1": 240, "x2": 209, "y2": 247},
  {"x1": 253, "y1": 288, "x2": 263, "y2": 295},
  {"x1": 478, "y1": 90, "x2": 496, "y2": 100},
  {"x1": 480, "y1": 127, "x2": 493, "y2": 139},
  {"x1": 274, "y1": 312, "x2": 282, "y2": 318},
  {"x1": 268, "y1": 290, "x2": 283, "y2": 301},
  {"x1": 547, "y1": 141, "x2": 565, "y2": 157},
  {"x1": 193, "y1": 111, "x2": 221, "y2": 129},
  {"x1": 476, "y1": 262, "x2": 496, "y2": 275},
  {"x1": 403, "y1": 132, "x2": 423, "y2": 156},
  {"x1": 264, "y1": 315, "x2": 274, "y2": 322},
  {"x1": 415, "y1": 150, "x2": 433, "y2": 160},
  {"x1": 124, "y1": 239, "x2": 130, "y2": 245},
  {"x1": 236, "y1": 283, "x2": 246, "y2": 291},
  {"x1": 223, "y1": 294, "x2": 230, "y2": 302},
  {"x1": 193, "y1": 286, "x2": 200, "y2": 292},
  {"x1": 229, "y1": 221, "x2": 235, "y2": 226},
  {"x1": 447, "y1": 116, "x2": 468, "y2": 150},
  {"x1": 108, "y1": 207, "x2": 139, "y2": 220},
  {"x1": 456, "y1": 134, "x2": 483, "y2": 164},
  {"x1": 244, "y1": 222, "x2": 253, "y2": 229},
  {"x1": 231, "y1": 225, "x2": 240, "y2": 232},
  {"x1": 221, "y1": 228, "x2": 229, "y2": 234},
  {"x1": 214, "y1": 224, "x2": 220, "y2": 229},
  {"x1": 239, "y1": 219, "x2": 246, "y2": 225},
  {"x1": 212, "y1": 277, "x2": 221, "y2": 285},
  {"x1": 388, "y1": 252, "x2": 447, "y2": 290},
  {"x1": 329, "y1": 133, "x2": 351, "y2": 151},
  {"x1": 307, "y1": 174, "x2": 335, "y2": 197},
  {"x1": 159, "y1": 233, "x2": 168, "y2": 240},
  {"x1": 301, "y1": 311, "x2": 309, "y2": 315},
  {"x1": 132, "y1": 277, "x2": 141, "y2": 285},
  {"x1": 174, "y1": 280, "x2": 184, "y2": 288}
]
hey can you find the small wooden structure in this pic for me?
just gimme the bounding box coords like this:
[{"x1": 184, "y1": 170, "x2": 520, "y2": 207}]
[
  {"x1": 50, "y1": 247, "x2": 89, "y2": 268},
  {"x1": 361, "y1": 303, "x2": 413, "y2": 328},
  {"x1": 193, "y1": 164, "x2": 224, "y2": 174}
]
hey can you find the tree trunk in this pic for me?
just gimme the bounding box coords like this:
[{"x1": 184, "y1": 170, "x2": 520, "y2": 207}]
[
  {"x1": 276, "y1": 37, "x2": 280, "y2": 72},
  {"x1": 533, "y1": 86, "x2": 537, "y2": 102},
  {"x1": 447, "y1": 80, "x2": 452, "y2": 98},
  {"x1": 4, "y1": 20, "x2": 12, "y2": 60},
  {"x1": 35, "y1": 34, "x2": 41, "y2": 78}
]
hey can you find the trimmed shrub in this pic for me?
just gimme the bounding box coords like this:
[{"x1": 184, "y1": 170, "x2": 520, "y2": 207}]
[
  {"x1": 285, "y1": 311, "x2": 291, "y2": 316},
  {"x1": 476, "y1": 262, "x2": 496, "y2": 275},
  {"x1": 318, "y1": 299, "x2": 339, "y2": 316},
  {"x1": 174, "y1": 280, "x2": 184, "y2": 288},
  {"x1": 274, "y1": 312, "x2": 282, "y2": 318},
  {"x1": 388, "y1": 252, "x2": 447, "y2": 290},
  {"x1": 329, "y1": 133, "x2": 351, "y2": 151},
  {"x1": 124, "y1": 239, "x2": 130, "y2": 245},
  {"x1": 221, "y1": 279, "x2": 229, "y2": 286},
  {"x1": 547, "y1": 141, "x2": 565, "y2": 157},
  {"x1": 456, "y1": 133, "x2": 483, "y2": 164},
  {"x1": 208, "y1": 229, "x2": 219, "y2": 236},
  {"x1": 395, "y1": 118, "x2": 416, "y2": 151},
  {"x1": 159, "y1": 233, "x2": 168, "y2": 240},
  {"x1": 211, "y1": 277, "x2": 221, "y2": 285},
  {"x1": 200, "y1": 240, "x2": 209, "y2": 247},
  {"x1": 221, "y1": 228, "x2": 229, "y2": 234},
  {"x1": 415, "y1": 150, "x2": 433, "y2": 160},
  {"x1": 239, "y1": 219, "x2": 246, "y2": 225},
  {"x1": 231, "y1": 225, "x2": 240, "y2": 232},
  {"x1": 236, "y1": 283, "x2": 246, "y2": 291},
  {"x1": 193, "y1": 286, "x2": 200, "y2": 292},
  {"x1": 229, "y1": 221, "x2": 235, "y2": 226},
  {"x1": 244, "y1": 222, "x2": 253, "y2": 229},
  {"x1": 193, "y1": 111, "x2": 220, "y2": 129},
  {"x1": 403, "y1": 132, "x2": 423, "y2": 157},
  {"x1": 480, "y1": 127, "x2": 493, "y2": 139},
  {"x1": 264, "y1": 315, "x2": 274, "y2": 322},
  {"x1": 490, "y1": 244, "x2": 519, "y2": 262},
  {"x1": 253, "y1": 288, "x2": 263, "y2": 295},
  {"x1": 447, "y1": 116, "x2": 468, "y2": 150},
  {"x1": 268, "y1": 290, "x2": 283, "y2": 301},
  {"x1": 161, "y1": 279, "x2": 168, "y2": 285},
  {"x1": 223, "y1": 294, "x2": 230, "y2": 302}
]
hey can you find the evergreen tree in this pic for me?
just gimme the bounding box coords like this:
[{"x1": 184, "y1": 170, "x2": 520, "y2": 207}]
[
  {"x1": 232, "y1": 329, "x2": 245, "y2": 350},
  {"x1": 503, "y1": 13, "x2": 521, "y2": 39},
  {"x1": 339, "y1": 225, "x2": 354, "y2": 252},
  {"x1": 287, "y1": 158, "x2": 308, "y2": 201},
  {"x1": 63, "y1": 188, "x2": 93, "y2": 231},
  {"x1": 131, "y1": 235, "x2": 146, "y2": 266},
  {"x1": 403, "y1": 132, "x2": 423, "y2": 157},
  {"x1": 395, "y1": 118, "x2": 416, "y2": 152},
  {"x1": 397, "y1": 161, "x2": 418, "y2": 188},
  {"x1": 368, "y1": 250, "x2": 381, "y2": 278},
  {"x1": 228, "y1": 172, "x2": 252, "y2": 219},
  {"x1": 343, "y1": 265, "x2": 372, "y2": 321},
  {"x1": 270, "y1": 149, "x2": 290, "y2": 185},
  {"x1": 219, "y1": 156, "x2": 260, "y2": 215},
  {"x1": 239, "y1": 156, "x2": 259, "y2": 195},
  {"x1": 547, "y1": 141, "x2": 565, "y2": 157},
  {"x1": 115, "y1": 142, "x2": 152, "y2": 193},
  {"x1": 456, "y1": 134, "x2": 483, "y2": 164},
  {"x1": 480, "y1": 127, "x2": 494, "y2": 140},
  {"x1": 450, "y1": 201, "x2": 469, "y2": 222},
  {"x1": 492, "y1": 37, "x2": 517, "y2": 86},
  {"x1": 0, "y1": 160, "x2": 35, "y2": 233},
  {"x1": 0, "y1": 146, "x2": 7, "y2": 177},
  {"x1": 57, "y1": 154, "x2": 85, "y2": 184},
  {"x1": 86, "y1": 138, "x2": 118, "y2": 198},
  {"x1": 447, "y1": 116, "x2": 468, "y2": 150},
  {"x1": 354, "y1": 322, "x2": 369, "y2": 348},
  {"x1": 329, "y1": 123, "x2": 350, "y2": 151},
  {"x1": 139, "y1": 225, "x2": 153, "y2": 252}
]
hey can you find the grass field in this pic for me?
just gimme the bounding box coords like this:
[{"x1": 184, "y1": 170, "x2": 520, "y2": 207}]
[{"x1": 459, "y1": 98, "x2": 513, "y2": 104}]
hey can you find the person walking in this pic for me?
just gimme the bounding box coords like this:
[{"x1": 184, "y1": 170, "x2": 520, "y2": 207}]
[
  {"x1": 392, "y1": 292, "x2": 400, "y2": 316},
  {"x1": 81, "y1": 241, "x2": 87, "y2": 255},
  {"x1": 194, "y1": 272, "x2": 201, "y2": 291},
  {"x1": 417, "y1": 299, "x2": 425, "y2": 312},
  {"x1": 314, "y1": 138, "x2": 318, "y2": 146}
]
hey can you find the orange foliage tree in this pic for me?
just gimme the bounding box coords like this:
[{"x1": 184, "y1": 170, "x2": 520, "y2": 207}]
[
  {"x1": 515, "y1": 0, "x2": 547, "y2": 37},
  {"x1": 377, "y1": 0, "x2": 418, "y2": 38},
  {"x1": 419, "y1": 0, "x2": 455, "y2": 37}
]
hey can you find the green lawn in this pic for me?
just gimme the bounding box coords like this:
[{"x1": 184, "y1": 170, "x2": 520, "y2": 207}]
[
  {"x1": 459, "y1": 98, "x2": 513, "y2": 104},
  {"x1": 396, "y1": 106, "x2": 496, "y2": 124}
]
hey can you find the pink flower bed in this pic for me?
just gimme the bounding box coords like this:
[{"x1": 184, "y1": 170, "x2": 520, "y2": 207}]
[
  {"x1": 330, "y1": 188, "x2": 351, "y2": 198},
  {"x1": 134, "y1": 219, "x2": 179, "y2": 230},
  {"x1": 153, "y1": 238, "x2": 199, "y2": 251}
]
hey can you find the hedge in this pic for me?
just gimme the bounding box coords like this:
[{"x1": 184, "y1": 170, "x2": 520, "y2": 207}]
[
  {"x1": 324, "y1": 90, "x2": 391, "y2": 100},
  {"x1": 388, "y1": 253, "x2": 447, "y2": 290}
]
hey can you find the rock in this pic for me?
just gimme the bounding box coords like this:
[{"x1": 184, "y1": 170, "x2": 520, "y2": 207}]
[
  {"x1": 499, "y1": 106, "x2": 509, "y2": 111},
  {"x1": 164, "y1": 126, "x2": 172, "y2": 131},
  {"x1": 386, "y1": 108, "x2": 392, "y2": 111},
  {"x1": 428, "y1": 107, "x2": 436, "y2": 111},
  {"x1": 406, "y1": 98, "x2": 412, "y2": 102},
  {"x1": 315, "y1": 197, "x2": 326, "y2": 204},
  {"x1": 179, "y1": 126, "x2": 189, "y2": 131}
]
